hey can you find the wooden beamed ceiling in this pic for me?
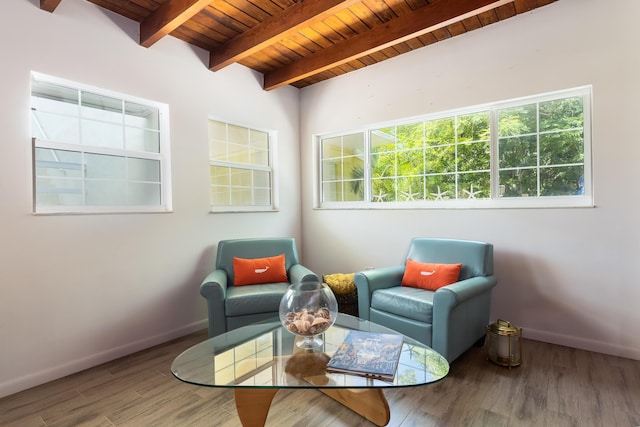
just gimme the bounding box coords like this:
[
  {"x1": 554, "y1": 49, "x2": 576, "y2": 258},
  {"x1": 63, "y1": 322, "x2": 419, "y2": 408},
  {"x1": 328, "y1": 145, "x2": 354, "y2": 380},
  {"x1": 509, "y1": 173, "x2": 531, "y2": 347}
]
[{"x1": 40, "y1": 0, "x2": 559, "y2": 90}]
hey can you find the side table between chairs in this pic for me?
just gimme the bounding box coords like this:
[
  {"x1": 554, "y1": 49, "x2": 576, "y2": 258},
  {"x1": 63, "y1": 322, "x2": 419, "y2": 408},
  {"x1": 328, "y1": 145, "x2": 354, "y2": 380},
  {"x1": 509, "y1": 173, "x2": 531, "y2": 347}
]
[{"x1": 324, "y1": 273, "x2": 359, "y2": 317}]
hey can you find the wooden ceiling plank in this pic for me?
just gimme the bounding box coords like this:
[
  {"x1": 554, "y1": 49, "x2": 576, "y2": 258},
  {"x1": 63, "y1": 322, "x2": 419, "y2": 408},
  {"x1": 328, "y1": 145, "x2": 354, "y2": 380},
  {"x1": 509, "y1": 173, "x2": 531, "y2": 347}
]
[
  {"x1": 357, "y1": 55, "x2": 378, "y2": 66},
  {"x1": 264, "y1": 0, "x2": 512, "y2": 90},
  {"x1": 40, "y1": 0, "x2": 63, "y2": 13},
  {"x1": 495, "y1": 3, "x2": 516, "y2": 20},
  {"x1": 172, "y1": 20, "x2": 227, "y2": 49},
  {"x1": 322, "y1": 15, "x2": 358, "y2": 39},
  {"x1": 382, "y1": 0, "x2": 414, "y2": 18},
  {"x1": 431, "y1": 27, "x2": 452, "y2": 41},
  {"x1": 204, "y1": 4, "x2": 253, "y2": 34},
  {"x1": 279, "y1": 37, "x2": 316, "y2": 56},
  {"x1": 87, "y1": 0, "x2": 151, "y2": 22},
  {"x1": 347, "y1": 3, "x2": 383, "y2": 28},
  {"x1": 298, "y1": 27, "x2": 334, "y2": 48},
  {"x1": 446, "y1": 21, "x2": 467, "y2": 37},
  {"x1": 288, "y1": 32, "x2": 324, "y2": 53},
  {"x1": 140, "y1": 0, "x2": 213, "y2": 48},
  {"x1": 333, "y1": 8, "x2": 369, "y2": 34},
  {"x1": 369, "y1": 50, "x2": 391, "y2": 62},
  {"x1": 309, "y1": 21, "x2": 346, "y2": 44},
  {"x1": 405, "y1": 37, "x2": 426, "y2": 50},
  {"x1": 513, "y1": 0, "x2": 537, "y2": 13},
  {"x1": 360, "y1": 0, "x2": 397, "y2": 23},
  {"x1": 393, "y1": 42, "x2": 413, "y2": 55},
  {"x1": 206, "y1": 3, "x2": 255, "y2": 30},
  {"x1": 286, "y1": 28, "x2": 330, "y2": 53},
  {"x1": 224, "y1": 0, "x2": 273, "y2": 22},
  {"x1": 476, "y1": 9, "x2": 499, "y2": 26},
  {"x1": 535, "y1": 0, "x2": 559, "y2": 6},
  {"x1": 462, "y1": 15, "x2": 483, "y2": 31},
  {"x1": 263, "y1": 42, "x2": 304, "y2": 64},
  {"x1": 187, "y1": 12, "x2": 241, "y2": 41},
  {"x1": 380, "y1": 46, "x2": 401, "y2": 59},
  {"x1": 416, "y1": 32, "x2": 438, "y2": 46},
  {"x1": 403, "y1": 0, "x2": 430, "y2": 10},
  {"x1": 325, "y1": 9, "x2": 371, "y2": 34},
  {"x1": 269, "y1": 0, "x2": 297, "y2": 9},
  {"x1": 209, "y1": 0, "x2": 363, "y2": 71}
]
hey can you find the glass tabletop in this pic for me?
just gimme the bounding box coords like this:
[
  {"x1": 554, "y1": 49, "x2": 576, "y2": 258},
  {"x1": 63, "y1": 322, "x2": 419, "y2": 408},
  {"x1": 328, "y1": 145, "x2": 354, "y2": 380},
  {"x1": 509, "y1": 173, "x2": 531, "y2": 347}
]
[{"x1": 172, "y1": 314, "x2": 449, "y2": 389}]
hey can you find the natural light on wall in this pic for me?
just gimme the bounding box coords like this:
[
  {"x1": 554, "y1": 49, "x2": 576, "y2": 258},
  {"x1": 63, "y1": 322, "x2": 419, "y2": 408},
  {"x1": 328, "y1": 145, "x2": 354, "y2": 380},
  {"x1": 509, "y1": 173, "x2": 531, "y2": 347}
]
[
  {"x1": 317, "y1": 86, "x2": 593, "y2": 209},
  {"x1": 30, "y1": 72, "x2": 171, "y2": 214}
]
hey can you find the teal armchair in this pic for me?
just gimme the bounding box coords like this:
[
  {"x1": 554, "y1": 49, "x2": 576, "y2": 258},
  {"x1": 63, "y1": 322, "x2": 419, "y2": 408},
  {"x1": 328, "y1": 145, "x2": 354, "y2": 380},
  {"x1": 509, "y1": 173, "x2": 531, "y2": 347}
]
[
  {"x1": 355, "y1": 238, "x2": 497, "y2": 363},
  {"x1": 200, "y1": 238, "x2": 319, "y2": 338}
]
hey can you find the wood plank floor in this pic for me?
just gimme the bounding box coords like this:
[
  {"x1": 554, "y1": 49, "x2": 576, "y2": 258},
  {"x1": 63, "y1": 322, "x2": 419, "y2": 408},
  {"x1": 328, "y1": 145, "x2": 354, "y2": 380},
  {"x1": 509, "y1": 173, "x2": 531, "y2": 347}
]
[{"x1": 1, "y1": 330, "x2": 639, "y2": 426}]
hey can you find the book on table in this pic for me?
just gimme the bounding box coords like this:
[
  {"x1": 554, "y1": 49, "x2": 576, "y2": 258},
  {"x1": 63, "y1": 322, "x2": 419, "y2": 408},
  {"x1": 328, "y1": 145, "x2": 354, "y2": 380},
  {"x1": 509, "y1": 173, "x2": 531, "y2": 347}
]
[{"x1": 326, "y1": 330, "x2": 404, "y2": 381}]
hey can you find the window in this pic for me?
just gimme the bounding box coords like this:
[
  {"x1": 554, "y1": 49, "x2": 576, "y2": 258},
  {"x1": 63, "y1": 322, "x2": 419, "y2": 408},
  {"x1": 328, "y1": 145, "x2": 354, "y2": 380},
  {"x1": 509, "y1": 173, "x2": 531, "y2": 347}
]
[
  {"x1": 318, "y1": 86, "x2": 592, "y2": 208},
  {"x1": 208, "y1": 119, "x2": 277, "y2": 212},
  {"x1": 30, "y1": 72, "x2": 171, "y2": 214}
]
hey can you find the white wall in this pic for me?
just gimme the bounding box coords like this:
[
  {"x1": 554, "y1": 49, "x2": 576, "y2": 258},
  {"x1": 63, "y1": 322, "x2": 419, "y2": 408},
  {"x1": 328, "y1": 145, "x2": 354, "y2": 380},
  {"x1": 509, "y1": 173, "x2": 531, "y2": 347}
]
[
  {"x1": 299, "y1": 0, "x2": 640, "y2": 360},
  {"x1": 0, "y1": 0, "x2": 301, "y2": 397}
]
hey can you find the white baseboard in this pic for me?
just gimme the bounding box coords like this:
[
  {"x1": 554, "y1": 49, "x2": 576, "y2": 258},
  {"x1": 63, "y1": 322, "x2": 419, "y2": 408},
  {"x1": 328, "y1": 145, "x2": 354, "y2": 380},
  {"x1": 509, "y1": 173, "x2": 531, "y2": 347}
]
[
  {"x1": 0, "y1": 319, "x2": 208, "y2": 399},
  {"x1": 524, "y1": 327, "x2": 640, "y2": 361}
]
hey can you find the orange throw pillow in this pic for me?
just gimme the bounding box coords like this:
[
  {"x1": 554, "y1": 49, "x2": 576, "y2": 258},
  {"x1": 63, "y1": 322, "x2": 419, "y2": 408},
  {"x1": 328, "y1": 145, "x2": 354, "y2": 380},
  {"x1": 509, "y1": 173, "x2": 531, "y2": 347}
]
[
  {"x1": 233, "y1": 254, "x2": 288, "y2": 286},
  {"x1": 401, "y1": 259, "x2": 462, "y2": 291}
]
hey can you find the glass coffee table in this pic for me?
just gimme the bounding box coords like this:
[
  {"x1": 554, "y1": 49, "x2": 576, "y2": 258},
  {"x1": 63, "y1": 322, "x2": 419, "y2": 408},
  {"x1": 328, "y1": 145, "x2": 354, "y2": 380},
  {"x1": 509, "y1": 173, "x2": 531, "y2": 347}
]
[{"x1": 171, "y1": 314, "x2": 448, "y2": 426}]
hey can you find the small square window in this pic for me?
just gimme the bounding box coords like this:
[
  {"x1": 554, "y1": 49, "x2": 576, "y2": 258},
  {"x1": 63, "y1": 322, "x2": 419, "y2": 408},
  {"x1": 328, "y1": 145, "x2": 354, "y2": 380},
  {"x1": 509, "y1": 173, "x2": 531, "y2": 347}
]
[{"x1": 208, "y1": 119, "x2": 277, "y2": 212}]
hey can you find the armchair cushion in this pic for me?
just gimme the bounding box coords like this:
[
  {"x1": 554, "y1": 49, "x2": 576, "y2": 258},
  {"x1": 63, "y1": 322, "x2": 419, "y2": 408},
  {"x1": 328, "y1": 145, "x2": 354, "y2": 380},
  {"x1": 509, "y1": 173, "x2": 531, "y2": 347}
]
[
  {"x1": 225, "y1": 282, "x2": 290, "y2": 316},
  {"x1": 401, "y1": 259, "x2": 462, "y2": 290},
  {"x1": 233, "y1": 253, "x2": 288, "y2": 286},
  {"x1": 371, "y1": 286, "x2": 435, "y2": 324}
]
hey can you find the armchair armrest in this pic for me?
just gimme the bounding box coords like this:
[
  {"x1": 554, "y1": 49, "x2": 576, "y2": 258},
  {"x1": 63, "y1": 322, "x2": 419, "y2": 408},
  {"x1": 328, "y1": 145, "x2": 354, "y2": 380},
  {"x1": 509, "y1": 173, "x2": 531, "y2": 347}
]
[
  {"x1": 200, "y1": 269, "x2": 228, "y2": 299},
  {"x1": 288, "y1": 263, "x2": 319, "y2": 284},
  {"x1": 354, "y1": 266, "x2": 405, "y2": 320},
  {"x1": 200, "y1": 269, "x2": 229, "y2": 338},
  {"x1": 432, "y1": 275, "x2": 497, "y2": 361},
  {"x1": 433, "y1": 275, "x2": 497, "y2": 309}
]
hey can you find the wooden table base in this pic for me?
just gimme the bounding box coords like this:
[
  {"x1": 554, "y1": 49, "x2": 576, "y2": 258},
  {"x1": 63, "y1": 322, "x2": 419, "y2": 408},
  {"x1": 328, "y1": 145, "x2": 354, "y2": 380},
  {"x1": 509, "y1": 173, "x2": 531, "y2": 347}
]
[
  {"x1": 234, "y1": 388, "x2": 279, "y2": 427},
  {"x1": 320, "y1": 387, "x2": 390, "y2": 426},
  {"x1": 234, "y1": 387, "x2": 390, "y2": 427}
]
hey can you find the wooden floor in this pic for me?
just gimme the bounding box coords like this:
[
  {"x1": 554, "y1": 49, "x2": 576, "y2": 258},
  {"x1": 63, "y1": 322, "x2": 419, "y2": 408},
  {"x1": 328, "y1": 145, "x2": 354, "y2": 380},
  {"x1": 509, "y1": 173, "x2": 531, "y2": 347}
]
[{"x1": 1, "y1": 330, "x2": 639, "y2": 427}]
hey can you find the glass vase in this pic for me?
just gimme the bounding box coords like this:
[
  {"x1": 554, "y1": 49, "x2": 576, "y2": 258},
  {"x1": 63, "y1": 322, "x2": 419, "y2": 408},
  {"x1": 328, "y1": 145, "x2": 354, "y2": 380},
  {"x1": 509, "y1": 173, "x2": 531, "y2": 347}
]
[{"x1": 279, "y1": 280, "x2": 338, "y2": 349}]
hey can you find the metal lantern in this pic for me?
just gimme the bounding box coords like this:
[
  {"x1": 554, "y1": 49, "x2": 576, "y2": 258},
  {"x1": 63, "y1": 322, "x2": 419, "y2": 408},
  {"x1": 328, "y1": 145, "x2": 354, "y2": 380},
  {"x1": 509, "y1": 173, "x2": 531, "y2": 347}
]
[{"x1": 485, "y1": 319, "x2": 522, "y2": 368}]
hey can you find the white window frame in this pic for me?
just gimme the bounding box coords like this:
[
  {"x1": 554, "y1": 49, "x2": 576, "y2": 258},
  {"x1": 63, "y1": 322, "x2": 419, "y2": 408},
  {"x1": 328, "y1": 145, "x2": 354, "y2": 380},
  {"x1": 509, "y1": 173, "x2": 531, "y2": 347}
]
[
  {"x1": 208, "y1": 117, "x2": 279, "y2": 213},
  {"x1": 315, "y1": 86, "x2": 593, "y2": 210},
  {"x1": 30, "y1": 72, "x2": 172, "y2": 214}
]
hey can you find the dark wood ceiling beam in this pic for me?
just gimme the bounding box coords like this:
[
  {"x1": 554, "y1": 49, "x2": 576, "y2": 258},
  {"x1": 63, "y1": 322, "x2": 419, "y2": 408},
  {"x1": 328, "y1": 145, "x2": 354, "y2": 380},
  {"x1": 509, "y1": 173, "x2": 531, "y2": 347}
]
[
  {"x1": 40, "y1": 0, "x2": 62, "y2": 13},
  {"x1": 263, "y1": 0, "x2": 512, "y2": 90},
  {"x1": 209, "y1": 0, "x2": 363, "y2": 71},
  {"x1": 140, "y1": 0, "x2": 213, "y2": 48}
]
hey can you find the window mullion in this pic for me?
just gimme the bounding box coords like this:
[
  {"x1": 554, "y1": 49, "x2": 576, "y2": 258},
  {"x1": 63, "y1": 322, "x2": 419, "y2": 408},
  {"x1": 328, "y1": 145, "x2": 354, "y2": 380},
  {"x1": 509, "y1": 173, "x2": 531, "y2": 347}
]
[
  {"x1": 364, "y1": 130, "x2": 371, "y2": 203},
  {"x1": 536, "y1": 101, "x2": 541, "y2": 197},
  {"x1": 489, "y1": 108, "x2": 499, "y2": 200}
]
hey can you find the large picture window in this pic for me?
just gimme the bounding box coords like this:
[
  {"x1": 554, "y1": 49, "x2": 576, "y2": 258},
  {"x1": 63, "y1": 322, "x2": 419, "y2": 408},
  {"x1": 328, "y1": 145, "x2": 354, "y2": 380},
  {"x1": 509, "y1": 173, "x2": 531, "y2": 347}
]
[
  {"x1": 208, "y1": 119, "x2": 277, "y2": 212},
  {"x1": 318, "y1": 86, "x2": 592, "y2": 208},
  {"x1": 31, "y1": 72, "x2": 171, "y2": 214}
]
